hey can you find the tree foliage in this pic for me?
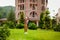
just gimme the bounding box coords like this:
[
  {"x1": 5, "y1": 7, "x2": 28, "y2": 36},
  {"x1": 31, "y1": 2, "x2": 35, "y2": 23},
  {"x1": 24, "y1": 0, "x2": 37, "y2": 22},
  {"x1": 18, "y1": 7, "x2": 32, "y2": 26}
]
[
  {"x1": 7, "y1": 8, "x2": 15, "y2": 22},
  {"x1": 40, "y1": 9, "x2": 52, "y2": 29},
  {"x1": 0, "y1": 14, "x2": 2, "y2": 19},
  {"x1": 0, "y1": 6, "x2": 15, "y2": 19},
  {"x1": 0, "y1": 24, "x2": 10, "y2": 40}
]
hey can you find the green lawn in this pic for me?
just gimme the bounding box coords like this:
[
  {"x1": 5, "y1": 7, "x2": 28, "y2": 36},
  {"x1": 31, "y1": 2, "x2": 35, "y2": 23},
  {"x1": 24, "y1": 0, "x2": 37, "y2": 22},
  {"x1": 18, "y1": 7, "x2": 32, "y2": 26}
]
[{"x1": 7, "y1": 29, "x2": 60, "y2": 40}]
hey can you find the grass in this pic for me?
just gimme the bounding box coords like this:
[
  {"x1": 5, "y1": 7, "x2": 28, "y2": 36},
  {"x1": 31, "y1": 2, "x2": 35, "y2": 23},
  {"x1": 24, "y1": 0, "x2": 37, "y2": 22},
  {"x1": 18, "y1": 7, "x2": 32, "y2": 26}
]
[{"x1": 7, "y1": 29, "x2": 60, "y2": 40}]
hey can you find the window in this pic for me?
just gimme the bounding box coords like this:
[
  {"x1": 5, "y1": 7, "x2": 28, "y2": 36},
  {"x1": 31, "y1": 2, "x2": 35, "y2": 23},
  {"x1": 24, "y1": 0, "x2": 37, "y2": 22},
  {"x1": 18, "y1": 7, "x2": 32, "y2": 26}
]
[
  {"x1": 30, "y1": 0, "x2": 32, "y2": 2},
  {"x1": 33, "y1": 0, "x2": 35, "y2": 2},
  {"x1": 46, "y1": 0, "x2": 48, "y2": 3},
  {"x1": 32, "y1": 12, "x2": 35, "y2": 17},
  {"x1": 41, "y1": 6, "x2": 45, "y2": 11},
  {"x1": 18, "y1": 0, "x2": 24, "y2": 3},
  {"x1": 18, "y1": 12, "x2": 24, "y2": 19},
  {"x1": 30, "y1": 0, "x2": 37, "y2": 2},
  {"x1": 19, "y1": 4, "x2": 24, "y2": 10},
  {"x1": 30, "y1": 11, "x2": 37, "y2": 17},
  {"x1": 41, "y1": 0, "x2": 45, "y2": 4},
  {"x1": 30, "y1": 4, "x2": 37, "y2": 10}
]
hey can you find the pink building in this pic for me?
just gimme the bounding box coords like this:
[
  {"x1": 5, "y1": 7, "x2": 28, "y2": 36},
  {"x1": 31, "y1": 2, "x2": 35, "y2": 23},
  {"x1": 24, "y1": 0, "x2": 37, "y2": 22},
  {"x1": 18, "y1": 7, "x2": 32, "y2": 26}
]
[{"x1": 15, "y1": 0, "x2": 48, "y2": 26}]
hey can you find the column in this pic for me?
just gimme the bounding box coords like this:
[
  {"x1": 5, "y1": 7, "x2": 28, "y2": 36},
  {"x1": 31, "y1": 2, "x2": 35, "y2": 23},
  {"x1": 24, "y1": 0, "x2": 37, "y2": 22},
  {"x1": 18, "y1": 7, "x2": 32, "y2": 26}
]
[{"x1": 36, "y1": 21, "x2": 39, "y2": 27}]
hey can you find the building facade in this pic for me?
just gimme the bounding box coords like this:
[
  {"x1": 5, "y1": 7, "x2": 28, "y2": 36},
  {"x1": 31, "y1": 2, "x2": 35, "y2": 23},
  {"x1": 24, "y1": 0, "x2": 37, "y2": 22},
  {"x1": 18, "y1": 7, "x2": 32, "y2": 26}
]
[
  {"x1": 15, "y1": 0, "x2": 48, "y2": 26},
  {"x1": 56, "y1": 8, "x2": 60, "y2": 25}
]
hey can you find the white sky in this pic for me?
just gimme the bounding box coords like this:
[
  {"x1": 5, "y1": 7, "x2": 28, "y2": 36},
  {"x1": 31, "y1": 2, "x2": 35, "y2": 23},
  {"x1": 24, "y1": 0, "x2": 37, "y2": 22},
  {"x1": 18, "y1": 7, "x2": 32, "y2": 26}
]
[
  {"x1": 0, "y1": 0, "x2": 60, "y2": 17},
  {"x1": 0, "y1": 0, "x2": 15, "y2": 6},
  {"x1": 48, "y1": 0, "x2": 60, "y2": 17}
]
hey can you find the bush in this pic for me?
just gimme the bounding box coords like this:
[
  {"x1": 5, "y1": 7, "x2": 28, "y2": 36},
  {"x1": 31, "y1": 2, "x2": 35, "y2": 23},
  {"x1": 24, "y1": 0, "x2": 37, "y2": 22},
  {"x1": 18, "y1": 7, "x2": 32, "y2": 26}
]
[
  {"x1": 54, "y1": 24, "x2": 60, "y2": 32},
  {"x1": 52, "y1": 19, "x2": 57, "y2": 29},
  {"x1": 6, "y1": 21, "x2": 15, "y2": 29},
  {"x1": 0, "y1": 24, "x2": 10, "y2": 40},
  {"x1": 39, "y1": 21, "x2": 45, "y2": 29},
  {"x1": 28, "y1": 23, "x2": 37, "y2": 30},
  {"x1": 45, "y1": 22, "x2": 51, "y2": 29},
  {"x1": 16, "y1": 23, "x2": 24, "y2": 29}
]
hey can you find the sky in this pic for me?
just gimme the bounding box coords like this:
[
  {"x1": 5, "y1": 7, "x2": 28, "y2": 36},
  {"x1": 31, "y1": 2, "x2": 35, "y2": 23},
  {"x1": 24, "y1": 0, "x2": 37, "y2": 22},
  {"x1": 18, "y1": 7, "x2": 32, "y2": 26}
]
[
  {"x1": 48, "y1": 0, "x2": 60, "y2": 17},
  {"x1": 0, "y1": 0, "x2": 60, "y2": 17}
]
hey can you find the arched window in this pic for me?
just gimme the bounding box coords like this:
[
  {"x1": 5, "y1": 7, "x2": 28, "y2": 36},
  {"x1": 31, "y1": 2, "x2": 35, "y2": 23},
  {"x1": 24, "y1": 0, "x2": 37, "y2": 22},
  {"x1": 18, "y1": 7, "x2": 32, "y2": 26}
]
[
  {"x1": 30, "y1": 11, "x2": 37, "y2": 17},
  {"x1": 18, "y1": 12, "x2": 24, "y2": 18}
]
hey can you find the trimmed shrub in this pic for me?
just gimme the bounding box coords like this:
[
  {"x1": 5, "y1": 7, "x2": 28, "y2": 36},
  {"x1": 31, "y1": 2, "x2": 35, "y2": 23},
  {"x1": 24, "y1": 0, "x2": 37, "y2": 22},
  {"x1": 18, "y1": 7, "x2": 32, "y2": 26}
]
[
  {"x1": 16, "y1": 23, "x2": 24, "y2": 29},
  {"x1": 0, "y1": 24, "x2": 10, "y2": 40},
  {"x1": 54, "y1": 24, "x2": 60, "y2": 32},
  {"x1": 28, "y1": 23, "x2": 37, "y2": 30}
]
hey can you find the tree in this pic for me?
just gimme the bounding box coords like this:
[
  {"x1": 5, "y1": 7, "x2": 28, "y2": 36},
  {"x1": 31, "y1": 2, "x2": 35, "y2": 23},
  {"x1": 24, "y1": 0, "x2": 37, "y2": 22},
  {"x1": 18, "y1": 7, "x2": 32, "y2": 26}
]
[
  {"x1": 7, "y1": 8, "x2": 16, "y2": 28},
  {"x1": 7, "y1": 8, "x2": 15, "y2": 22},
  {"x1": 0, "y1": 13, "x2": 2, "y2": 19},
  {"x1": 0, "y1": 7, "x2": 4, "y2": 19},
  {"x1": 44, "y1": 10, "x2": 51, "y2": 29},
  {"x1": 40, "y1": 9, "x2": 52, "y2": 29},
  {"x1": 39, "y1": 11, "x2": 45, "y2": 29}
]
